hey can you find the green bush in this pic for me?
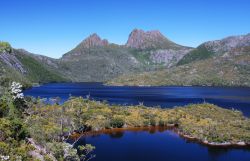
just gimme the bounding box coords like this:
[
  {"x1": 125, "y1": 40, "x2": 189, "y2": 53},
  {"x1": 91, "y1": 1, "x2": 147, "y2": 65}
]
[
  {"x1": 159, "y1": 120, "x2": 165, "y2": 127},
  {"x1": 0, "y1": 41, "x2": 12, "y2": 53},
  {"x1": 150, "y1": 118, "x2": 156, "y2": 126},
  {"x1": 110, "y1": 117, "x2": 124, "y2": 128}
]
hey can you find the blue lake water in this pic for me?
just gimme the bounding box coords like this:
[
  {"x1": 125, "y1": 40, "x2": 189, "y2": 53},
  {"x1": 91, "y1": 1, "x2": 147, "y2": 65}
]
[
  {"x1": 24, "y1": 83, "x2": 250, "y2": 161},
  {"x1": 24, "y1": 83, "x2": 250, "y2": 116},
  {"x1": 70, "y1": 128, "x2": 250, "y2": 161}
]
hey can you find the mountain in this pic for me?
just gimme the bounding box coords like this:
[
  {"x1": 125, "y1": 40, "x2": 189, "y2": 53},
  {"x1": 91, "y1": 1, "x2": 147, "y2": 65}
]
[
  {"x1": 59, "y1": 30, "x2": 189, "y2": 81},
  {"x1": 1, "y1": 31, "x2": 250, "y2": 88},
  {"x1": 125, "y1": 29, "x2": 193, "y2": 67},
  {"x1": 60, "y1": 34, "x2": 146, "y2": 82},
  {"x1": 1, "y1": 28, "x2": 188, "y2": 85},
  {"x1": 108, "y1": 33, "x2": 250, "y2": 86},
  {"x1": 62, "y1": 33, "x2": 109, "y2": 59}
]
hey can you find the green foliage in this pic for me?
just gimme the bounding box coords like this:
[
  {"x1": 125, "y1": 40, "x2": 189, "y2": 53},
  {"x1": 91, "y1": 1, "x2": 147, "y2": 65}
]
[
  {"x1": 78, "y1": 144, "x2": 96, "y2": 161},
  {"x1": 110, "y1": 117, "x2": 125, "y2": 128},
  {"x1": 2, "y1": 92, "x2": 250, "y2": 160},
  {"x1": 46, "y1": 142, "x2": 78, "y2": 161},
  {"x1": 27, "y1": 97, "x2": 250, "y2": 145},
  {"x1": 0, "y1": 88, "x2": 32, "y2": 160},
  {"x1": 177, "y1": 45, "x2": 214, "y2": 65},
  {"x1": 16, "y1": 54, "x2": 67, "y2": 83},
  {"x1": 0, "y1": 41, "x2": 12, "y2": 53}
]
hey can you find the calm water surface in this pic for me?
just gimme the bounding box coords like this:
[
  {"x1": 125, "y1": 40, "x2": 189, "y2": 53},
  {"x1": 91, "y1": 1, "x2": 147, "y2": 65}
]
[
  {"x1": 69, "y1": 128, "x2": 250, "y2": 161},
  {"x1": 24, "y1": 83, "x2": 250, "y2": 116},
  {"x1": 24, "y1": 83, "x2": 250, "y2": 161}
]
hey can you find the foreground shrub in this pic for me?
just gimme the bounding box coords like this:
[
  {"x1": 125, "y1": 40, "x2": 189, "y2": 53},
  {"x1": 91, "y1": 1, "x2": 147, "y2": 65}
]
[{"x1": 110, "y1": 117, "x2": 124, "y2": 128}]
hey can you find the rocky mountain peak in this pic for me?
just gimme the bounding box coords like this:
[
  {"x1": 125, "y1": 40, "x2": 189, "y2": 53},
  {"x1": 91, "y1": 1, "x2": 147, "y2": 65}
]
[
  {"x1": 79, "y1": 33, "x2": 109, "y2": 48},
  {"x1": 126, "y1": 29, "x2": 182, "y2": 50}
]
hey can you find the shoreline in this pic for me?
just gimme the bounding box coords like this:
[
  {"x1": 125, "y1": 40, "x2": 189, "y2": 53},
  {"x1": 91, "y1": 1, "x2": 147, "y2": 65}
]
[
  {"x1": 69, "y1": 125, "x2": 250, "y2": 148},
  {"x1": 104, "y1": 82, "x2": 250, "y2": 88}
]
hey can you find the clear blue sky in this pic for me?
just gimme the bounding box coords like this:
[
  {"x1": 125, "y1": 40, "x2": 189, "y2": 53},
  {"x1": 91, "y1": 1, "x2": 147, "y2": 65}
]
[{"x1": 0, "y1": 0, "x2": 250, "y2": 58}]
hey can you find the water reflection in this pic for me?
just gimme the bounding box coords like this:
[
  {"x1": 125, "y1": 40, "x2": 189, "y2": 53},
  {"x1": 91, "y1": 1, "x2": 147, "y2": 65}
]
[{"x1": 69, "y1": 128, "x2": 250, "y2": 161}]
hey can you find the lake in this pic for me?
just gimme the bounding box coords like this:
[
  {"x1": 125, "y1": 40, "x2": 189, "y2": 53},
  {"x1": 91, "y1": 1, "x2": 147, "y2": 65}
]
[
  {"x1": 24, "y1": 83, "x2": 250, "y2": 161},
  {"x1": 68, "y1": 127, "x2": 250, "y2": 161},
  {"x1": 24, "y1": 83, "x2": 250, "y2": 116}
]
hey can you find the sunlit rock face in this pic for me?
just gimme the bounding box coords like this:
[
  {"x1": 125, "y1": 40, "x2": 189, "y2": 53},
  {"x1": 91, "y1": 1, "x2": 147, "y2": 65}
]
[
  {"x1": 126, "y1": 29, "x2": 183, "y2": 50},
  {"x1": 78, "y1": 33, "x2": 109, "y2": 49}
]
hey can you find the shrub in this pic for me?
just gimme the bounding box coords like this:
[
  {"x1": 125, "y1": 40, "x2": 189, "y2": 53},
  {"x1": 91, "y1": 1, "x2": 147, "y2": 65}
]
[
  {"x1": 150, "y1": 119, "x2": 156, "y2": 126},
  {"x1": 159, "y1": 120, "x2": 165, "y2": 127},
  {"x1": 0, "y1": 41, "x2": 12, "y2": 53},
  {"x1": 110, "y1": 117, "x2": 124, "y2": 128}
]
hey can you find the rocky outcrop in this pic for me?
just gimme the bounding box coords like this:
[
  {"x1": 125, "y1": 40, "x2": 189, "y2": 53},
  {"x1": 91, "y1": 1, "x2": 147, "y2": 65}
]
[
  {"x1": 0, "y1": 51, "x2": 26, "y2": 74},
  {"x1": 77, "y1": 33, "x2": 109, "y2": 49},
  {"x1": 150, "y1": 48, "x2": 193, "y2": 67},
  {"x1": 126, "y1": 29, "x2": 183, "y2": 50}
]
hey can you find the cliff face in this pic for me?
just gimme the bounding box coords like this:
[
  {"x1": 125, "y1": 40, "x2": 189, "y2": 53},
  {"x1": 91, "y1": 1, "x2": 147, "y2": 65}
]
[
  {"x1": 126, "y1": 29, "x2": 184, "y2": 50},
  {"x1": 77, "y1": 33, "x2": 109, "y2": 49}
]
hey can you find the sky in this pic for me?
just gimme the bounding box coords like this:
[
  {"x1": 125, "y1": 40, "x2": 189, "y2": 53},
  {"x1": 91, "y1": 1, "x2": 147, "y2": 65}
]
[{"x1": 0, "y1": 0, "x2": 250, "y2": 58}]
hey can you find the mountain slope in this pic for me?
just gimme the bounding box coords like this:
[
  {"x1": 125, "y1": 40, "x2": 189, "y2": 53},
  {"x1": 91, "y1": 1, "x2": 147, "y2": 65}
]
[
  {"x1": 177, "y1": 33, "x2": 250, "y2": 65},
  {"x1": 108, "y1": 53, "x2": 250, "y2": 86},
  {"x1": 61, "y1": 45, "x2": 146, "y2": 82},
  {"x1": 108, "y1": 33, "x2": 250, "y2": 86},
  {"x1": 0, "y1": 44, "x2": 67, "y2": 92}
]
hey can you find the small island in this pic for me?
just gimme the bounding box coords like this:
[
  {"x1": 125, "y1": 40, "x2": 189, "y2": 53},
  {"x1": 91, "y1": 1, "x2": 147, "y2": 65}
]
[{"x1": 46, "y1": 98, "x2": 250, "y2": 147}]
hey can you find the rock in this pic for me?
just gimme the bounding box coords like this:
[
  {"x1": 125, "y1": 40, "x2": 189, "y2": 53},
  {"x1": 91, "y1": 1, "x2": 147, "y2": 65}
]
[
  {"x1": 236, "y1": 141, "x2": 246, "y2": 146},
  {"x1": 0, "y1": 51, "x2": 26, "y2": 74},
  {"x1": 78, "y1": 33, "x2": 109, "y2": 49},
  {"x1": 202, "y1": 33, "x2": 250, "y2": 55},
  {"x1": 150, "y1": 49, "x2": 192, "y2": 67},
  {"x1": 126, "y1": 29, "x2": 184, "y2": 50}
]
